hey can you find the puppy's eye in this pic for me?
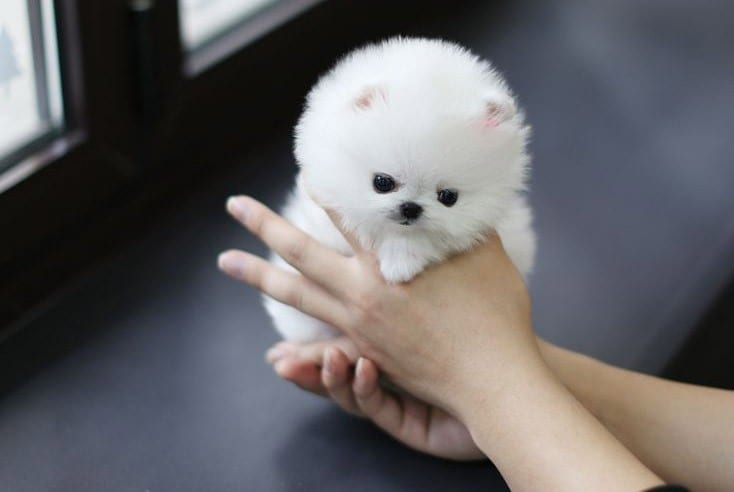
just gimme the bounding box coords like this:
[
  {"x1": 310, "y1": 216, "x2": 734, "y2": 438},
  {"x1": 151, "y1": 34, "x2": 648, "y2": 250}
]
[
  {"x1": 437, "y1": 189, "x2": 458, "y2": 207},
  {"x1": 373, "y1": 174, "x2": 396, "y2": 193}
]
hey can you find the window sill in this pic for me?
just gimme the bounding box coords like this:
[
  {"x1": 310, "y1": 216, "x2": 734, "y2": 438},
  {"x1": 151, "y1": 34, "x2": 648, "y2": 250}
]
[{"x1": 0, "y1": 131, "x2": 86, "y2": 194}]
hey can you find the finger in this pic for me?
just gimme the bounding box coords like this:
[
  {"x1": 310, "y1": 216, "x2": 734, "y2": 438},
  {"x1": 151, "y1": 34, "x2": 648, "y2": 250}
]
[
  {"x1": 352, "y1": 358, "x2": 436, "y2": 450},
  {"x1": 268, "y1": 337, "x2": 360, "y2": 367},
  {"x1": 322, "y1": 348, "x2": 362, "y2": 416},
  {"x1": 272, "y1": 357, "x2": 328, "y2": 397},
  {"x1": 352, "y1": 358, "x2": 408, "y2": 433},
  {"x1": 218, "y1": 249, "x2": 349, "y2": 328},
  {"x1": 227, "y1": 196, "x2": 356, "y2": 297},
  {"x1": 300, "y1": 182, "x2": 365, "y2": 257},
  {"x1": 354, "y1": 360, "x2": 475, "y2": 458},
  {"x1": 324, "y1": 208, "x2": 365, "y2": 254}
]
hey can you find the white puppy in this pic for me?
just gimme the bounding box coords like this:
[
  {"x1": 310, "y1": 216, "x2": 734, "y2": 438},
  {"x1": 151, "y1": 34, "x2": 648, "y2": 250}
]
[{"x1": 265, "y1": 37, "x2": 536, "y2": 342}]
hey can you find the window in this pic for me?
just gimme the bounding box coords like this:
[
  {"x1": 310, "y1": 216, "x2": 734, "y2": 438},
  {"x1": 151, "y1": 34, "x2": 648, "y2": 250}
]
[
  {"x1": 0, "y1": 0, "x2": 433, "y2": 333},
  {"x1": 179, "y1": 0, "x2": 324, "y2": 74},
  {"x1": 0, "y1": 0, "x2": 63, "y2": 173},
  {"x1": 179, "y1": 0, "x2": 282, "y2": 49},
  {"x1": 1, "y1": 0, "x2": 336, "y2": 330}
]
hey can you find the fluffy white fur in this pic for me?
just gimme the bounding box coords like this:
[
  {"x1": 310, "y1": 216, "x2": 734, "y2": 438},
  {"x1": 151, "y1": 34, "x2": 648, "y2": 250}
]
[{"x1": 265, "y1": 37, "x2": 536, "y2": 342}]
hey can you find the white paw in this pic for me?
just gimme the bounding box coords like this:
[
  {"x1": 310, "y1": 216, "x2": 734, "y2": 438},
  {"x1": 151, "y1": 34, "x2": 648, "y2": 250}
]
[{"x1": 379, "y1": 253, "x2": 428, "y2": 284}]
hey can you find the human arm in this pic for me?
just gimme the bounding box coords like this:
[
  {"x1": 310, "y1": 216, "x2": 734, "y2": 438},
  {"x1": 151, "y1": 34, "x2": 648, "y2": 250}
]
[
  {"x1": 267, "y1": 334, "x2": 666, "y2": 491},
  {"x1": 218, "y1": 195, "x2": 663, "y2": 491},
  {"x1": 537, "y1": 339, "x2": 734, "y2": 492},
  {"x1": 270, "y1": 301, "x2": 734, "y2": 491}
]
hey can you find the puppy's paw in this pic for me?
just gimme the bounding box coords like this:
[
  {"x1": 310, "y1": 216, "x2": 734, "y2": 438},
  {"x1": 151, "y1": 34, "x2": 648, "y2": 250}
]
[{"x1": 379, "y1": 252, "x2": 428, "y2": 284}]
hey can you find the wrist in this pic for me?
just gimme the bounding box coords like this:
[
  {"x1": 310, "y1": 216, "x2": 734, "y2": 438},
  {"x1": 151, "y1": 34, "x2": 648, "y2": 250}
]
[
  {"x1": 454, "y1": 352, "x2": 663, "y2": 490},
  {"x1": 450, "y1": 346, "x2": 555, "y2": 433},
  {"x1": 457, "y1": 357, "x2": 564, "y2": 462},
  {"x1": 535, "y1": 338, "x2": 610, "y2": 421}
]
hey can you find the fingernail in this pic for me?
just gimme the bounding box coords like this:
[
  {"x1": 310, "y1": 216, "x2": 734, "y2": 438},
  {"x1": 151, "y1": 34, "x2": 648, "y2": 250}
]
[
  {"x1": 324, "y1": 348, "x2": 336, "y2": 376},
  {"x1": 227, "y1": 196, "x2": 249, "y2": 220},
  {"x1": 273, "y1": 359, "x2": 288, "y2": 376},
  {"x1": 353, "y1": 358, "x2": 367, "y2": 394},
  {"x1": 217, "y1": 251, "x2": 244, "y2": 276},
  {"x1": 266, "y1": 345, "x2": 290, "y2": 364}
]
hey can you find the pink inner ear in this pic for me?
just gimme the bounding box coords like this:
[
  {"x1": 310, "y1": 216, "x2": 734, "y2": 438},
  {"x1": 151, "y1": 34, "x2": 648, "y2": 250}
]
[
  {"x1": 354, "y1": 87, "x2": 385, "y2": 110},
  {"x1": 482, "y1": 102, "x2": 504, "y2": 128},
  {"x1": 355, "y1": 92, "x2": 374, "y2": 109}
]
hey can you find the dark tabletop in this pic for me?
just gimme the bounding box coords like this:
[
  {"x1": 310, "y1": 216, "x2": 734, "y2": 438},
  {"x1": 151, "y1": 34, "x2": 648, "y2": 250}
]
[{"x1": 2, "y1": 1, "x2": 734, "y2": 491}]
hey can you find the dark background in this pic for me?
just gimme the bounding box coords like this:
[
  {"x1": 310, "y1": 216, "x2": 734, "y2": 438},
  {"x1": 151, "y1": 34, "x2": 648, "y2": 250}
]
[{"x1": 1, "y1": 1, "x2": 733, "y2": 490}]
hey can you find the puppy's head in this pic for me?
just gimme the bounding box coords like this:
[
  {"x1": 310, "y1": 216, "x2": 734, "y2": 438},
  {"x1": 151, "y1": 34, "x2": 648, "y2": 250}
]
[{"x1": 295, "y1": 38, "x2": 530, "y2": 248}]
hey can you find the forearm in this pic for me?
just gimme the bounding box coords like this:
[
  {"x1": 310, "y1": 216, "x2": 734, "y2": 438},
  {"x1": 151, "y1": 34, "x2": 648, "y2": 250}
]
[
  {"x1": 455, "y1": 352, "x2": 662, "y2": 491},
  {"x1": 538, "y1": 339, "x2": 734, "y2": 492}
]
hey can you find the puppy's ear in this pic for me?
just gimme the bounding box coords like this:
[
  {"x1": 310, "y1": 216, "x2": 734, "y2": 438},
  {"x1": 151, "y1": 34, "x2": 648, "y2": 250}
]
[
  {"x1": 482, "y1": 93, "x2": 516, "y2": 128},
  {"x1": 353, "y1": 86, "x2": 387, "y2": 110}
]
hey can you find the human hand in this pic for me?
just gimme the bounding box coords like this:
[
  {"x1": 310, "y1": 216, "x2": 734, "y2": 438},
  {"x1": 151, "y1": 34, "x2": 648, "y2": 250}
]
[
  {"x1": 218, "y1": 195, "x2": 542, "y2": 422},
  {"x1": 267, "y1": 339, "x2": 484, "y2": 461},
  {"x1": 219, "y1": 196, "x2": 665, "y2": 489}
]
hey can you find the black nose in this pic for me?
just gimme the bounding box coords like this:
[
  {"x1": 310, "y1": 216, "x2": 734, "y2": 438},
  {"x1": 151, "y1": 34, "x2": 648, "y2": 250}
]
[{"x1": 400, "y1": 202, "x2": 423, "y2": 220}]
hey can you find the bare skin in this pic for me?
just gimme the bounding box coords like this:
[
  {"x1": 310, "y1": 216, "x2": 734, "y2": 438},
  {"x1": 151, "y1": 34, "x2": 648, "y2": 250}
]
[
  {"x1": 539, "y1": 341, "x2": 734, "y2": 492},
  {"x1": 218, "y1": 195, "x2": 663, "y2": 491},
  {"x1": 271, "y1": 338, "x2": 734, "y2": 492}
]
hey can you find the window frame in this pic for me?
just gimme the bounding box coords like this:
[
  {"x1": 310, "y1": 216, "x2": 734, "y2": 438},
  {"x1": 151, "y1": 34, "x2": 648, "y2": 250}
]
[
  {"x1": 0, "y1": 0, "x2": 463, "y2": 334},
  {"x1": 0, "y1": 0, "x2": 64, "y2": 176},
  {"x1": 181, "y1": 0, "x2": 324, "y2": 75}
]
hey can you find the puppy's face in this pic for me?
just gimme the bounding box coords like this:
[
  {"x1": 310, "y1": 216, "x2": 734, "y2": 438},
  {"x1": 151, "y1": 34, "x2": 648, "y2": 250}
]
[{"x1": 296, "y1": 78, "x2": 529, "y2": 249}]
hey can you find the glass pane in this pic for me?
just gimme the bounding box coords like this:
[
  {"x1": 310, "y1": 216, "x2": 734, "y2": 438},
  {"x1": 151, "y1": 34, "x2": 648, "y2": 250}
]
[
  {"x1": 179, "y1": 0, "x2": 281, "y2": 49},
  {"x1": 0, "y1": 0, "x2": 63, "y2": 170}
]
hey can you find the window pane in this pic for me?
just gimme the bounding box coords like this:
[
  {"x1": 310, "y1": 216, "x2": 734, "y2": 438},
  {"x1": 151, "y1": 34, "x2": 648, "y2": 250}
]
[
  {"x1": 180, "y1": 0, "x2": 282, "y2": 49},
  {"x1": 0, "y1": 0, "x2": 63, "y2": 171}
]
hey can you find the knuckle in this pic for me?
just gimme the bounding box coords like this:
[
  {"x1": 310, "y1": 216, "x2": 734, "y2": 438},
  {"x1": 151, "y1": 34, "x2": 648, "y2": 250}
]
[
  {"x1": 280, "y1": 283, "x2": 302, "y2": 311},
  {"x1": 241, "y1": 259, "x2": 262, "y2": 287},
  {"x1": 257, "y1": 266, "x2": 278, "y2": 294},
  {"x1": 247, "y1": 206, "x2": 265, "y2": 235},
  {"x1": 283, "y1": 237, "x2": 308, "y2": 267},
  {"x1": 292, "y1": 286, "x2": 307, "y2": 313},
  {"x1": 348, "y1": 307, "x2": 372, "y2": 332},
  {"x1": 353, "y1": 289, "x2": 380, "y2": 316},
  {"x1": 336, "y1": 340, "x2": 359, "y2": 363}
]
